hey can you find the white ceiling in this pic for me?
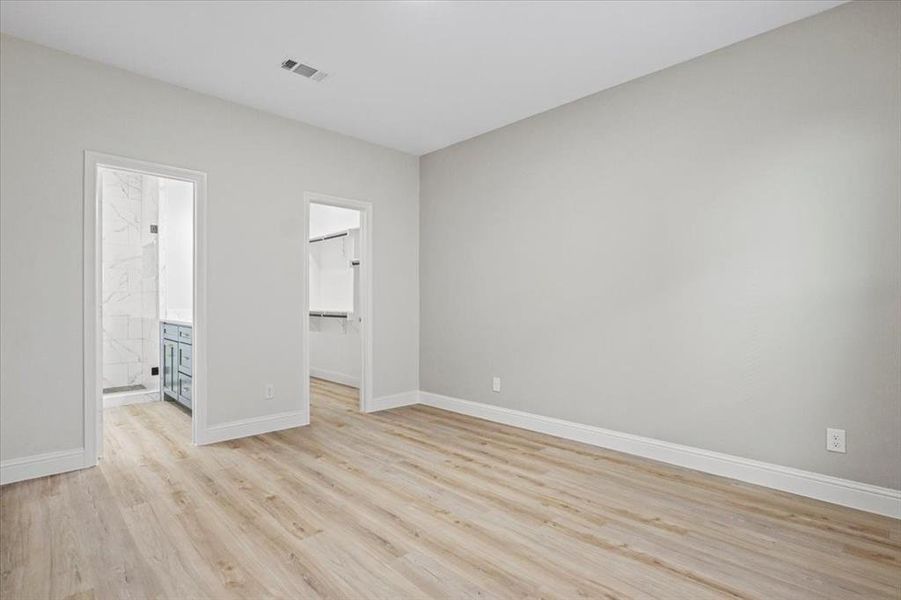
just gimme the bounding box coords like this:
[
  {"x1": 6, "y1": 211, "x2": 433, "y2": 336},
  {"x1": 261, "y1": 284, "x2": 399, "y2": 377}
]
[{"x1": 0, "y1": 1, "x2": 845, "y2": 155}]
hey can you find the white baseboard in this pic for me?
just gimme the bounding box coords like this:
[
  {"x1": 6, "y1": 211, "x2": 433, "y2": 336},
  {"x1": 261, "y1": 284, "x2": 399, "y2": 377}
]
[
  {"x1": 196, "y1": 410, "x2": 309, "y2": 445},
  {"x1": 367, "y1": 389, "x2": 420, "y2": 413},
  {"x1": 418, "y1": 391, "x2": 901, "y2": 519},
  {"x1": 310, "y1": 368, "x2": 360, "y2": 388},
  {"x1": 6, "y1": 393, "x2": 896, "y2": 520},
  {"x1": 0, "y1": 448, "x2": 86, "y2": 485}
]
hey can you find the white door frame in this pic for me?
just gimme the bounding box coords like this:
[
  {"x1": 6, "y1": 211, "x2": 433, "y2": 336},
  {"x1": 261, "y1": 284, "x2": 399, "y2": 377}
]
[
  {"x1": 302, "y1": 192, "x2": 374, "y2": 413},
  {"x1": 83, "y1": 151, "x2": 208, "y2": 463}
]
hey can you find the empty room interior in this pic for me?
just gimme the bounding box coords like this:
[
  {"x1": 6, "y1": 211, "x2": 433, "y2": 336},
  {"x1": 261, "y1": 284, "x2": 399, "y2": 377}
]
[{"x1": 0, "y1": 1, "x2": 899, "y2": 598}]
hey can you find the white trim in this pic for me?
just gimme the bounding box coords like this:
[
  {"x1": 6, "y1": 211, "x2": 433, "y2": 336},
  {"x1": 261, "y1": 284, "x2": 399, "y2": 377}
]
[
  {"x1": 302, "y1": 192, "x2": 374, "y2": 414},
  {"x1": 195, "y1": 410, "x2": 309, "y2": 445},
  {"x1": 83, "y1": 153, "x2": 101, "y2": 469},
  {"x1": 419, "y1": 391, "x2": 901, "y2": 518},
  {"x1": 310, "y1": 368, "x2": 360, "y2": 388},
  {"x1": 84, "y1": 151, "x2": 209, "y2": 459},
  {"x1": 0, "y1": 449, "x2": 86, "y2": 485},
  {"x1": 367, "y1": 390, "x2": 419, "y2": 413},
  {"x1": 192, "y1": 169, "x2": 209, "y2": 447}
]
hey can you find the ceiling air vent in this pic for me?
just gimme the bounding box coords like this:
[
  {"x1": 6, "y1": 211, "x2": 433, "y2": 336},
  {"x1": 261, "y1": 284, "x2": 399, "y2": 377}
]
[{"x1": 281, "y1": 58, "x2": 328, "y2": 82}]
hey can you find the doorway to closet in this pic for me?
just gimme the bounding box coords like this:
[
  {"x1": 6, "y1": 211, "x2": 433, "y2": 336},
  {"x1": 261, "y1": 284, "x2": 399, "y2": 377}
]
[{"x1": 303, "y1": 193, "x2": 373, "y2": 418}]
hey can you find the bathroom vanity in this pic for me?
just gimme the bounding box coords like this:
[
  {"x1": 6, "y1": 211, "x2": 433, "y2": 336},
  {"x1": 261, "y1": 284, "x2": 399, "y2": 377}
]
[{"x1": 161, "y1": 320, "x2": 192, "y2": 411}]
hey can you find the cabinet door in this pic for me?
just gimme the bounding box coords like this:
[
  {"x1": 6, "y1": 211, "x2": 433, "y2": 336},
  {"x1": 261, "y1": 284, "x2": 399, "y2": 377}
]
[
  {"x1": 163, "y1": 340, "x2": 178, "y2": 394},
  {"x1": 177, "y1": 343, "x2": 192, "y2": 376},
  {"x1": 178, "y1": 374, "x2": 192, "y2": 409}
]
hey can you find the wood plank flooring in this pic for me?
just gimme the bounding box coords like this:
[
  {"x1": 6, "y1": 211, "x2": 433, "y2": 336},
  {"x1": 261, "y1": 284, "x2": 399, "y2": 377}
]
[{"x1": 2, "y1": 378, "x2": 899, "y2": 599}]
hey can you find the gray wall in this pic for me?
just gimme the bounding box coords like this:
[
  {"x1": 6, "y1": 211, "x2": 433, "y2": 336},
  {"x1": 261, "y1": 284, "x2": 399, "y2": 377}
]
[
  {"x1": 420, "y1": 1, "x2": 900, "y2": 488},
  {"x1": 0, "y1": 34, "x2": 419, "y2": 461}
]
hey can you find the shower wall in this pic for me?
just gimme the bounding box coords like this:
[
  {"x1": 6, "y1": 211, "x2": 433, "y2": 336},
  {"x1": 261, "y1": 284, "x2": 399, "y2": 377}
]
[{"x1": 101, "y1": 169, "x2": 160, "y2": 392}]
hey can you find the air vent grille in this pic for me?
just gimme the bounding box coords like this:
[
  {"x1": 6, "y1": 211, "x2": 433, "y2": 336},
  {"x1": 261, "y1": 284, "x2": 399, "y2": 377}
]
[
  {"x1": 292, "y1": 63, "x2": 318, "y2": 78},
  {"x1": 281, "y1": 58, "x2": 328, "y2": 82}
]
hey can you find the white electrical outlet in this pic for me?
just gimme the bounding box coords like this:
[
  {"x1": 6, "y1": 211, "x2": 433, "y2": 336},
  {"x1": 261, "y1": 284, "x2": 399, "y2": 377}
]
[
  {"x1": 265, "y1": 384, "x2": 275, "y2": 399},
  {"x1": 492, "y1": 377, "x2": 501, "y2": 393},
  {"x1": 826, "y1": 428, "x2": 846, "y2": 453}
]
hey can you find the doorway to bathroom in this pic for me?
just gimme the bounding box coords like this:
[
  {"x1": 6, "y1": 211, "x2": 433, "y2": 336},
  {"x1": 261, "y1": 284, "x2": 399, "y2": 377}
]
[
  {"x1": 83, "y1": 152, "x2": 207, "y2": 463},
  {"x1": 99, "y1": 169, "x2": 191, "y2": 407},
  {"x1": 303, "y1": 192, "x2": 373, "y2": 419}
]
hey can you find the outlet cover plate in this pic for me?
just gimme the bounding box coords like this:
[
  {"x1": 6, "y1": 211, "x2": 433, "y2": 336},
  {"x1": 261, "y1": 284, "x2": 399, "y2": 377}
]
[{"x1": 826, "y1": 428, "x2": 846, "y2": 453}]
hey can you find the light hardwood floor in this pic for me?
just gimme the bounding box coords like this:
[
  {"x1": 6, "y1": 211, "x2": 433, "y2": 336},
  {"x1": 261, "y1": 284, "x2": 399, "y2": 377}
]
[{"x1": 2, "y1": 378, "x2": 899, "y2": 599}]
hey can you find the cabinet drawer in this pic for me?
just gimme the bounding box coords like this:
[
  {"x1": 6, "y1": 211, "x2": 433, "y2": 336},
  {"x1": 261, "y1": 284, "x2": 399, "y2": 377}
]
[
  {"x1": 162, "y1": 323, "x2": 180, "y2": 341},
  {"x1": 178, "y1": 343, "x2": 192, "y2": 376},
  {"x1": 178, "y1": 374, "x2": 192, "y2": 406},
  {"x1": 177, "y1": 326, "x2": 192, "y2": 345}
]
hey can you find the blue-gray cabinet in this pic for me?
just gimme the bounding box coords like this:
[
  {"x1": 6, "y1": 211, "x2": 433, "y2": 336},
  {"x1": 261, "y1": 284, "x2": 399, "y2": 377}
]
[{"x1": 161, "y1": 321, "x2": 192, "y2": 411}]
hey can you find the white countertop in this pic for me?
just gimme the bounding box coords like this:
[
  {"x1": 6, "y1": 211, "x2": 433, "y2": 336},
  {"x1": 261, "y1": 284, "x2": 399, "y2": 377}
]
[{"x1": 161, "y1": 318, "x2": 192, "y2": 327}]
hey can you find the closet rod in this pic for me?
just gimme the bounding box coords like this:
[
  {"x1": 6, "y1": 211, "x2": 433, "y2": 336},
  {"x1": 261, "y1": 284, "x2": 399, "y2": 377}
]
[
  {"x1": 309, "y1": 311, "x2": 348, "y2": 319},
  {"x1": 309, "y1": 231, "x2": 349, "y2": 244}
]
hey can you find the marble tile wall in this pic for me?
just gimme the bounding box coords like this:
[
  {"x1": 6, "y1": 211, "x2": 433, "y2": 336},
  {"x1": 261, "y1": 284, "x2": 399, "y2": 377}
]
[{"x1": 101, "y1": 169, "x2": 160, "y2": 391}]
